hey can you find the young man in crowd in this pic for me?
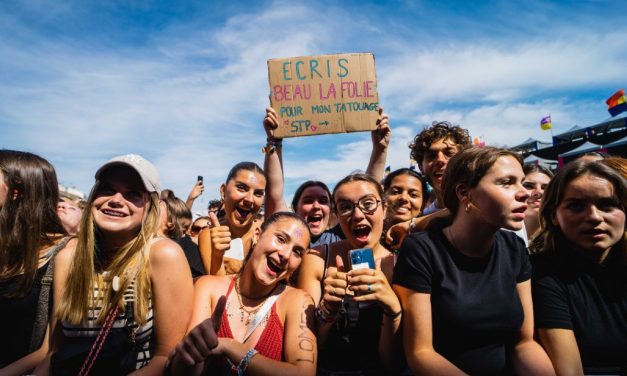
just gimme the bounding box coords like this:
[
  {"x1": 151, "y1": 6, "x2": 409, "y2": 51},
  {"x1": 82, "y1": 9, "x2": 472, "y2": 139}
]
[
  {"x1": 385, "y1": 121, "x2": 471, "y2": 248},
  {"x1": 409, "y1": 121, "x2": 471, "y2": 214}
]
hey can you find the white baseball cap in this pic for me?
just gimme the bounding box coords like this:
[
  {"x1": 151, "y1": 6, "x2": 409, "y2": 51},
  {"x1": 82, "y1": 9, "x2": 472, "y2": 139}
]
[{"x1": 95, "y1": 154, "x2": 161, "y2": 193}]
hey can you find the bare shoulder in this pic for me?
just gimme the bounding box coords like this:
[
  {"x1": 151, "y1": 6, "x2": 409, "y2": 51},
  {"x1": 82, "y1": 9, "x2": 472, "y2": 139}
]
[
  {"x1": 148, "y1": 237, "x2": 186, "y2": 264},
  {"x1": 194, "y1": 274, "x2": 231, "y2": 294},
  {"x1": 55, "y1": 238, "x2": 78, "y2": 265},
  {"x1": 279, "y1": 286, "x2": 315, "y2": 319},
  {"x1": 283, "y1": 285, "x2": 314, "y2": 304}
]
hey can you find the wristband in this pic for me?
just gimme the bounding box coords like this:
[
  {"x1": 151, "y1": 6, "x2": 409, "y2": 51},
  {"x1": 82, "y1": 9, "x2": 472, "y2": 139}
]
[
  {"x1": 316, "y1": 300, "x2": 338, "y2": 323},
  {"x1": 266, "y1": 136, "x2": 283, "y2": 144},
  {"x1": 238, "y1": 348, "x2": 258, "y2": 376}
]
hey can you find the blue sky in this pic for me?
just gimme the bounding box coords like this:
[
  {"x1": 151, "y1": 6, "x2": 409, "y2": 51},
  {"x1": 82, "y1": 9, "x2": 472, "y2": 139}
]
[{"x1": 2, "y1": 0, "x2": 626, "y2": 214}]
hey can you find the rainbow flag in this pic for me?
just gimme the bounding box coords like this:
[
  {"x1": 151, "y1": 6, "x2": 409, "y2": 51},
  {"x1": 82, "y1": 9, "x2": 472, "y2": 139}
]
[
  {"x1": 540, "y1": 115, "x2": 552, "y2": 131},
  {"x1": 606, "y1": 89, "x2": 627, "y2": 117}
]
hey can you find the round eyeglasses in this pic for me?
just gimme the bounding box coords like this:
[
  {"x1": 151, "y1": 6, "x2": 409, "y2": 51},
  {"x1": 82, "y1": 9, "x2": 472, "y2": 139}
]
[{"x1": 335, "y1": 195, "x2": 382, "y2": 217}]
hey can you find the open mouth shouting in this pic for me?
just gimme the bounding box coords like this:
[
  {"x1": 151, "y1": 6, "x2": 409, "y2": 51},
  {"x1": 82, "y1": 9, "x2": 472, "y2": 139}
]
[
  {"x1": 266, "y1": 256, "x2": 286, "y2": 278},
  {"x1": 234, "y1": 206, "x2": 253, "y2": 222},
  {"x1": 352, "y1": 224, "x2": 372, "y2": 246},
  {"x1": 306, "y1": 213, "x2": 324, "y2": 229}
]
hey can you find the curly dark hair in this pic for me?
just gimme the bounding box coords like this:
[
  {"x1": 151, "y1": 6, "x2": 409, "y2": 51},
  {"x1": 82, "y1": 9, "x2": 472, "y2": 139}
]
[{"x1": 409, "y1": 121, "x2": 471, "y2": 164}]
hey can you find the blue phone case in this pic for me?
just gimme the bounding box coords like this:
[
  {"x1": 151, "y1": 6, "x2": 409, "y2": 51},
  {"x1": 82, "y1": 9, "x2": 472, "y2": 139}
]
[{"x1": 349, "y1": 248, "x2": 375, "y2": 270}]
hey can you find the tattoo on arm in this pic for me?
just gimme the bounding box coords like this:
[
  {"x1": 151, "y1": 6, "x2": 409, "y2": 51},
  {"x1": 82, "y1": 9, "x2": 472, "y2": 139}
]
[{"x1": 296, "y1": 298, "x2": 315, "y2": 363}]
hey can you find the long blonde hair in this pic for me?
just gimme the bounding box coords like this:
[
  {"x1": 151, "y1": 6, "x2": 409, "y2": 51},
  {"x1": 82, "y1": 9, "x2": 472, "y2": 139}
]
[{"x1": 57, "y1": 181, "x2": 160, "y2": 326}]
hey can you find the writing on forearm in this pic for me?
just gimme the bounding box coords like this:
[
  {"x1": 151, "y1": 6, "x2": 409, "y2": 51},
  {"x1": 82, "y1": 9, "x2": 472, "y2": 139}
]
[{"x1": 296, "y1": 299, "x2": 315, "y2": 363}]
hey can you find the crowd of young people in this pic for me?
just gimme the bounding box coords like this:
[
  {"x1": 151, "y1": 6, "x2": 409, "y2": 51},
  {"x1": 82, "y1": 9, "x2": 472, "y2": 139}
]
[{"x1": 1, "y1": 108, "x2": 625, "y2": 375}]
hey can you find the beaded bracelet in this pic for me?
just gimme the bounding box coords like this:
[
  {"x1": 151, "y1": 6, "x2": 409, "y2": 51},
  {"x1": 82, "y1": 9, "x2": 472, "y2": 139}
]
[
  {"x1": 262, "y1": 138, "x2": 283, "y2": 154},
  {"x1": 237, "y1": 348, "x2": 258, "y2": 376},
  {"x1": 315, "y1": 299, "x2": 339, "y2": 323}
]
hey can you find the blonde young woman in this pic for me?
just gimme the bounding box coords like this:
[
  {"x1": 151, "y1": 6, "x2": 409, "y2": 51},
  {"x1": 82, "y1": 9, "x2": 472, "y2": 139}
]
[
  {"x1": 167, "y1": 212, "x2": 317, "y2": 376},
  {"x1": 199, "y1": 162, "x2": 266, "y2": 275},
  {"x1": 0, "y1": 150, "x2": 72, "y2": 376},
  {"x1": 38, "y1": 154, "x2": 193, "y2": 375},
  {"x1": 298, "y1": 173, "x2": 402, "y2": 375}
]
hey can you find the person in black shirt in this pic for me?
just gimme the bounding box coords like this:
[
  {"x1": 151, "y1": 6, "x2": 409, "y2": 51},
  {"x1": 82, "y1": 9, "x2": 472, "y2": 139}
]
[
  {"x1": 531, "y1": 160, "x2": 627, "y2": 375},
  {"x1": 394, "y1": 146, "x2": 553, "y2": 375},
  {"x1": 0, "y1": 150, "x2": 71, "y2": 375}
]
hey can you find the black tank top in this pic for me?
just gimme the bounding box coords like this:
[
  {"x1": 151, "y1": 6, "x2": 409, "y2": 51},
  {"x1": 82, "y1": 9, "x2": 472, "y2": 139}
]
[{"x1": 0, "y1": 262, "x2": 48, "y2": 367}]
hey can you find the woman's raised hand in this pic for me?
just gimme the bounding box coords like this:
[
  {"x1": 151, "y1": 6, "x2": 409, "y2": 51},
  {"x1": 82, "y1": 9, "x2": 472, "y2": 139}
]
[
  {"x1": 347, "y1": 259, "x2": 401, "y2": 315},
  {"x1": 171, "y1": 296, "x2": 226, "y2": 366},
  {"x1": 321, "y1": 255, "x2": 349, "y2": 314},
  {"x1": 208, "y1": 212, "x2": 231, "y2": 255},
  {"x1": 263, "y1": 107, "x2": 279, "y2": 140}
]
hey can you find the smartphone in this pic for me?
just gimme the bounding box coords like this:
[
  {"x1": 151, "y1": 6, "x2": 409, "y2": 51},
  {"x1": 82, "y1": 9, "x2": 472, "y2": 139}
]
[
  {"x1": 349, "y1": 248, "x2": 375, "y2": 270},
  {"x1": 197, "y1": 175, "x2": 203, "y2": 183}
]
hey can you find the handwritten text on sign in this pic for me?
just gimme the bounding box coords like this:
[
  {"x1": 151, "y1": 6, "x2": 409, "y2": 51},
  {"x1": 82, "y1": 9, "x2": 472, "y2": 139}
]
[{"x1": 268, "y1": 53, "x2": 379, "y2": 138}]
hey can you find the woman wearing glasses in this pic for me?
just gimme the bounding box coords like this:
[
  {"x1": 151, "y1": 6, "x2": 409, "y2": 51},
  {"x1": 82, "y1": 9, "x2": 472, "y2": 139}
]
[{"x1": 298, "y1": 173, "x2": 402, "y2": 375}]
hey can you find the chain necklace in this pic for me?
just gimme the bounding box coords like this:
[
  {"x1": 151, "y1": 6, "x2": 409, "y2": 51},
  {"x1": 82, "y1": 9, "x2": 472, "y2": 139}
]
[{"x1": 231, "y1": 275, "x2": 276, "y2": 325}]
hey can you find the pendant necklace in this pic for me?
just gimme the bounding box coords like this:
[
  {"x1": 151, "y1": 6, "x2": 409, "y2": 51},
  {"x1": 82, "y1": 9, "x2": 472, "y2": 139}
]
[{"x1": 233, "y1": 275, "x2": 276, "y2": 326}]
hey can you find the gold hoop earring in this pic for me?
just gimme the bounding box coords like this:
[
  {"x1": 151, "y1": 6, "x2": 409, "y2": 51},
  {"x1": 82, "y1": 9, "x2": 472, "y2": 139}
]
[{"x1": 465, "y1": 202, "x2": 471, "y2": 213}]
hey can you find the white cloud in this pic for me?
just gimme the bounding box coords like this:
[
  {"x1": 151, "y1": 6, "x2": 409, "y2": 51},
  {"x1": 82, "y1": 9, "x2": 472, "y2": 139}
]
[
  {"x1": 1, "y1": 1, "x2": 625, "y2": 214},
  {"x1": 379, "y1": 33, "x2": 627, "y2": 114}
]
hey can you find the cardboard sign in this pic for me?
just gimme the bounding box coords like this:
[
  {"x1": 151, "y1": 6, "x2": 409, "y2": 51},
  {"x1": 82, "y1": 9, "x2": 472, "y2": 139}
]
[{"x1": 268, "y1": 53, "x2": 379, "y2": 138}]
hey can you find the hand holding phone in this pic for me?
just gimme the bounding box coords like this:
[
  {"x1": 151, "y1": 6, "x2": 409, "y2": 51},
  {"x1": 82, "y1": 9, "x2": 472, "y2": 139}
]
[{"x1": 349, "y1": 248, "x2": 375, "y2": 270}]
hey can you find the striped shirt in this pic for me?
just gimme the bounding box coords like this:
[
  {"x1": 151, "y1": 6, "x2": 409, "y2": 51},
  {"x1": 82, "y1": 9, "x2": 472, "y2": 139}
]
[{"x1": 61, "y1": 277, "x2": 154, "y2": 370}]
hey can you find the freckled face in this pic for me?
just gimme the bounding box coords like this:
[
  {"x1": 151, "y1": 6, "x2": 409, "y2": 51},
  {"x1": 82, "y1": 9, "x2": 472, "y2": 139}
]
[{"x1": 555, "y1": 174, "x2": 625, "y2": 257}]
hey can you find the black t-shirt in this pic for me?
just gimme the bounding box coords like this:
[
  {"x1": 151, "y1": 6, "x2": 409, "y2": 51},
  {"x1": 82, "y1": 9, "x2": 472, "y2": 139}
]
[
  {"x1": 0, "y1": 263, "x2": 47, "y2": 367},
  {"x1": 176, "y1": 236, "x2": 206, "y2": 278},
  {"x1": 532, "y1": 247, "x2": 627, "y2": 374},
  {"x1": 393, "y1": 228, "x2": 531, "y2": 375}
]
